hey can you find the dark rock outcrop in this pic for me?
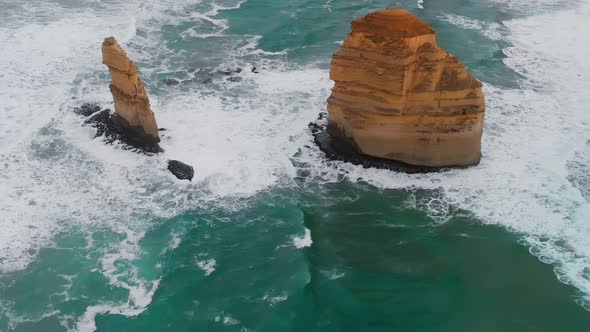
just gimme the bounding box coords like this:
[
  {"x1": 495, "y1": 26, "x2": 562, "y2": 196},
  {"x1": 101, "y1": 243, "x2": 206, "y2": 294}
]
[
  {"x1": 167, "y1": 160, "x2": 194, "y2": 181},
  {"x1": 74, "y1": 103, "x2": 101, "y2": 117},
  {"x1": 74, "y1": 104, "x2": 162, "y2": 154}
]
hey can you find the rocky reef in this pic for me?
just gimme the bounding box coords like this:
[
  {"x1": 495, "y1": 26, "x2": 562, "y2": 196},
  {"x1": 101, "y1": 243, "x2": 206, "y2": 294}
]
[
  {"x1": 320, "y1": 9, "x2": 485, "y2": 168},
  {"x1": 102, "y1": 37, "x2": 160, "y2": 146}
]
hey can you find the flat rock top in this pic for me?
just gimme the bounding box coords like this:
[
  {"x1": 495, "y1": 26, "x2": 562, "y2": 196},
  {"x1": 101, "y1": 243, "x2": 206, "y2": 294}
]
[{"x1": 351, "y1": 9, "x2": 434, "y2": 38}]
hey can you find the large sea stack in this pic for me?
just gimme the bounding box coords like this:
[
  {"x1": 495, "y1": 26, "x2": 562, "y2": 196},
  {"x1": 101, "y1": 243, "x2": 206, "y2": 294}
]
[
  {"x1": 102, "y1": 37, "x2": 160, "y2": 145},
  {"x1": 325, "y1": 9, "x2": 485, "y2": 167}
]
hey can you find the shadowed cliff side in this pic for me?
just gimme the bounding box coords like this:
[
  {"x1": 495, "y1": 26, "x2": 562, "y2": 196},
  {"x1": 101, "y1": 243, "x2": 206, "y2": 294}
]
[{"x1": 324, "y1": 9, "x2": 485, "y2": 168}]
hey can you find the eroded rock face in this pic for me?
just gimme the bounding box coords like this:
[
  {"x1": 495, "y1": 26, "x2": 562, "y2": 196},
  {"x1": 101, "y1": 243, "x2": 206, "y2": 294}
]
[
  {"x1": 102, "y1": 37, "x2": 160, "y2": 145},
  {"x1": 326, "y1": 9, "x2": 485, "y2": 167}
]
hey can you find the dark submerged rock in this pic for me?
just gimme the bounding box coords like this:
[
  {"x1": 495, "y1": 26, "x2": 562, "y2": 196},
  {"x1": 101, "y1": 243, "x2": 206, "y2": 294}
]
[
  {"x1": 167, "y1": 160, "x2": 194, "y2": 181},
  {"x1": 308, "y1": 122, "x2": 323, "y2": 135},
  {"x1": 74, "y1": 103, "x2": 101, "y2": 117},
  {"x1": 179, "y1": 67, "x2": 250, "y2": 86},
  {"x1": 217, "y1": 68, "x2": 242, "y2": 76},
  {"x1": 162, "y1": 78, "x2": 180, "y2": 85},
  {"x1": 317, "y1": 112, "x2": 328, "y2": 121},
  {"x1": 135, "y1": 28, "x2": 148, "y2": 38}
]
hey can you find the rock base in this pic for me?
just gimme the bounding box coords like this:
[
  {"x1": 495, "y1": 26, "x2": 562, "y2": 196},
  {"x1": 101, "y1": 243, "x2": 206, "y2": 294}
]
[
  {"x1": 75, "y1": 103, "x2": 162, "y2": 154},
  {"x1": 310, "y1": 121, "x2": 456, "y2": 174}
]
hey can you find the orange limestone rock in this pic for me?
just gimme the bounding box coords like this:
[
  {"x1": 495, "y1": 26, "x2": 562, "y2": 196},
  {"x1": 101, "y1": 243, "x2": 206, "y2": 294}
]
[
  {"x1": 326, "y1": 9, "x2": 485, "y2": 167},
  {"x1": 102, "y1": 37, "x2": 160, "y2": 145}
]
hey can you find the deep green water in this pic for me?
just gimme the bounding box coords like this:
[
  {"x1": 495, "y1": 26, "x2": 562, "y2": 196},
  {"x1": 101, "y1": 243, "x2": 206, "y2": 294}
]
[
  {"x1": 3, "y1": 185, "x2": 590, "y2": 331},
  {"x1": 1, "y1": 0, "x2": 590, "y2": 331}
]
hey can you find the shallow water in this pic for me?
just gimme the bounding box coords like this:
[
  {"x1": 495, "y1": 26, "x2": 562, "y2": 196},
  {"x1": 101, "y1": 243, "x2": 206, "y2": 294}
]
[{"x1": 1, "y1": 0, "x2": 590, "y2": 331}]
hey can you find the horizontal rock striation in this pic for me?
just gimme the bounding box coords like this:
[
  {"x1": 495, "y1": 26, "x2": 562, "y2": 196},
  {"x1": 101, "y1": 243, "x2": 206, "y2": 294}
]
[
  {"x1": 102, "y1": 37, "x2": 160, "y2": 145},
  {"x1": 326, "y1": 9, "x2": 485, "y2": 167}
]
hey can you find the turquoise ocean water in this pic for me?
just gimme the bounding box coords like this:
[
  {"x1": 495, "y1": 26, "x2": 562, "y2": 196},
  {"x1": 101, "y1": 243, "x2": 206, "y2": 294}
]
[{"x1": 1, "y1": 0, "x2": 590, "y2": 331}]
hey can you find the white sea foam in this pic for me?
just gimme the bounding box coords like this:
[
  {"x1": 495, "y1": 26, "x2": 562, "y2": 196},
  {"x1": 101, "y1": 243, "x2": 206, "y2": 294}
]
[
  {"x1": 323, "y1": 0, "x2": 333, "y2": 12},
  {"x1": 500, "y1": 0, "x2": 590, "y2": 301},
  {"x1": 176, "y1": 0, "x2": 246, "y2": 39},
  {"x1": 214, "y1": 314, "x2": 240, "y2": 325},
  {"x1": 293, "y1": 228, "x2": 313, "y2": 249},
  {"x1": 158, "y1": 66, "x2": 330, "y2": 197},
  {"x1": 54, "y1": 274, "x2": 78, "y2": 302},
  {"x1": 437, "y1": 13, "x2": 505, "y2": 40},
  {"x1": 75, "y1": 280, "x2": 160, "y2": 332},
  {"x1": 196, "y1": 258, "x2": 217, "y2": 276},
  {"x1": 261, "y1": 291, "x2": 289, "y2": 305},
  {"x1": 5, "y1": 309, "x2": 61, "y2": 331},
  {"x1": 164, "y1": 232, "x2": 183, "y2": 253},
  {"x1": 0, "y1": 0, "x2": 138, "y2": 274},
  {"x1": 490, "y1": 0, "x2": 577, "y2": 14},
  {"x1": 74, "y1": 226, "x2": 161, "y2": 332}
]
